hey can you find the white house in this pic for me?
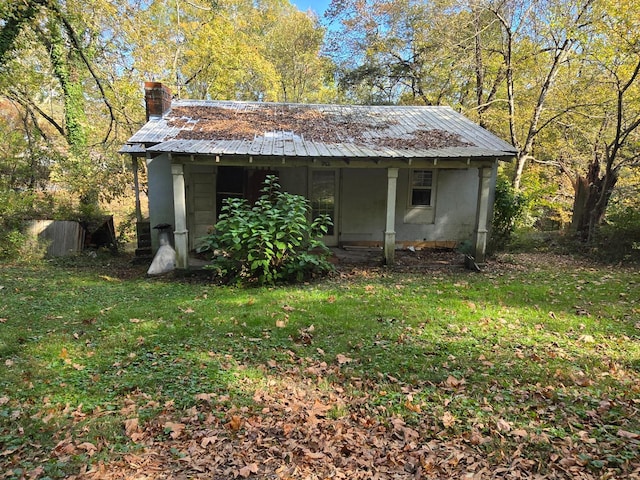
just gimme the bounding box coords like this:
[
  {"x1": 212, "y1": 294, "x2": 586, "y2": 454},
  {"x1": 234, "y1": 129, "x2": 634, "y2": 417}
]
[{"x1": 121, "y1": 82, "x2": 516, "y2": 269}]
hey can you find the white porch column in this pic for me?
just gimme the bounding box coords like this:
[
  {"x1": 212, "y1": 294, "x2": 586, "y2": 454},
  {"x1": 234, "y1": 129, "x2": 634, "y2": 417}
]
[
  {"x1": 384, "y1": 168, "x2": 399, "y2": 265},
  {"x1": 172, "y1": 163, "x2": 189, "y2": 269},
  {"x1": 473, "y1": 166, "x2": 493, "y2": 264}
]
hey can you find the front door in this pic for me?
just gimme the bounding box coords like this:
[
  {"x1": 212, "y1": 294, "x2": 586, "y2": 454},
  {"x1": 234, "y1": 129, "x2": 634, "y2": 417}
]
[{"x1": 310, "y1": 169, "x2": 339, "y2": 246}]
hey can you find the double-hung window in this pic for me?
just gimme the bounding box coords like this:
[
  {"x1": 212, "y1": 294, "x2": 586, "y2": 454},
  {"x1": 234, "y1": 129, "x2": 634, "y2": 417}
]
[{"x1": 410, "y1": 170, "x2": 433, "y2": 207}]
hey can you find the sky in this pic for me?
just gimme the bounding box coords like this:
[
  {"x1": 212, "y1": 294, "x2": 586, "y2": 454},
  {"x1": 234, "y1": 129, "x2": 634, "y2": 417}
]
[{"x1": 292, "y1": 0, "x2": 332, "y2": 16}]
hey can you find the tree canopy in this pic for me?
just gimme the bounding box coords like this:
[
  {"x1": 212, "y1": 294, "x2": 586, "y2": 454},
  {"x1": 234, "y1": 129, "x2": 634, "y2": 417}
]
[{"x1": 0, "y1": 0, "x2": 638, "y2": 248}]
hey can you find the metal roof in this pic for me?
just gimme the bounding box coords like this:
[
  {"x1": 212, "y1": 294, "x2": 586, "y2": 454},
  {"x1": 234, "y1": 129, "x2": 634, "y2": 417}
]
[{"x1": 125, "y1": 100, "x2": 517, "y2": 159}]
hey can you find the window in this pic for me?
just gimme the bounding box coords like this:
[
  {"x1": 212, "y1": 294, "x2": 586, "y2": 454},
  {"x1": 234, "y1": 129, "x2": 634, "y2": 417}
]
[
  {"x1": 311, "y1": 170, "x2": 336, "y2": 236},
  {"x1": 411, "y1": 170, "x2": 433, "y2": 206}
]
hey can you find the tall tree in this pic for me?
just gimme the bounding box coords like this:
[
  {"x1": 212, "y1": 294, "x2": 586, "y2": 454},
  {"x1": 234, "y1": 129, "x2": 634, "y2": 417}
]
[
  {"x1": 481, "y1": 0, "x2": 596, "y2": 190},
  {"x1": 564, "y1": 0, "x2": 640, "y2": 241}
]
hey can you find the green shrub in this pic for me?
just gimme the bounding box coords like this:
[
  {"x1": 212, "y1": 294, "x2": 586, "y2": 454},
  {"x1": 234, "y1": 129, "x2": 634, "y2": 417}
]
[
  {"x1": 490, "y1": 176, "x2": 527, "y2": 253},
  {"x1": 0, "y1": 190, "x2": 34, "y2": 260},
  {"x1": 592, "y1": 205, "x2": 640, "y2": 262},
  {"x1": 198, "y1": 175, "x2": 333, "y2": 284}
]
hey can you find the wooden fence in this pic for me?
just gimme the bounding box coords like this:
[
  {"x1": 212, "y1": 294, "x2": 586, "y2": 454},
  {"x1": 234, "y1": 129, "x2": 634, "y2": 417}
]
[{"x1": 26, "y1": 220, "x2": 85, "y2": 257}]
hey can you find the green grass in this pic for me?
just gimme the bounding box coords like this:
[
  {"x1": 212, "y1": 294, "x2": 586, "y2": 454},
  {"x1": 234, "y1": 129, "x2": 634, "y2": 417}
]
[{"x1": 1, "y1": 252, "x2": 639, "y2": 478}]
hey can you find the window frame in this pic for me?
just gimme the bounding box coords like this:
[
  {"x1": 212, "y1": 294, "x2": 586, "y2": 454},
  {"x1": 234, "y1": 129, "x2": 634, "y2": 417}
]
[{"x1": 408, "y1": 169, "x2": 436, "y2": 208}]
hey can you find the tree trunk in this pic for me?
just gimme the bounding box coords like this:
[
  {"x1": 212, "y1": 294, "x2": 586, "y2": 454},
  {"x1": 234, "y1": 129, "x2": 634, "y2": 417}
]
[
  {"x1": 571, "y1": 156, "x2": 619, "y2": 242},
  {"x1": 47, "y1": 20, "x2": 98, "y2": 207}
]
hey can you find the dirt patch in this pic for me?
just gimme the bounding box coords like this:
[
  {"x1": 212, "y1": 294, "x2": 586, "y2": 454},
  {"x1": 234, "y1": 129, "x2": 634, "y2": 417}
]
[{"x1": 330, "y1": 247, "x2": 466, "y2": 273}]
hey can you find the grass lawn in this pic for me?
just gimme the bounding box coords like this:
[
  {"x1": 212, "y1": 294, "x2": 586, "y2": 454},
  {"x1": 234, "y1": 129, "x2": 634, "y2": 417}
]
[{"x1": 0, "y1": 252, "x2": 639, "y2": 479}]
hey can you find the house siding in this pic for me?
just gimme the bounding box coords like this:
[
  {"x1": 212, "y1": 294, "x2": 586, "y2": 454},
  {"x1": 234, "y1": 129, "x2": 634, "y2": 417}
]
[
  {"x1": 396, "y1": 168, "x2": 481, "y2": 245},
  {"x1": 147, "y1": 154, "x2": 175, "y2": 251},
  {"x1": 339, "y1": 169, "x2": 386, "y2": 243},
  {"x1": 146, "y1": 158, "x2": 495, "y2": 254}
]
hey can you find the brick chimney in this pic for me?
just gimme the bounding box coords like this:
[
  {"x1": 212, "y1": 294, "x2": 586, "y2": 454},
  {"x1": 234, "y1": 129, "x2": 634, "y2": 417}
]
[{"x1": 144, "y1": 82, "x2": 172, "y2": 120}]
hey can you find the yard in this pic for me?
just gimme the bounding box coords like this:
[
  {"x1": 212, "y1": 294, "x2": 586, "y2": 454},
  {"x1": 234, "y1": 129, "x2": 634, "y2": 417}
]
[{"x1": 0, "y1": 251, "x2": 639, "y2": 479}]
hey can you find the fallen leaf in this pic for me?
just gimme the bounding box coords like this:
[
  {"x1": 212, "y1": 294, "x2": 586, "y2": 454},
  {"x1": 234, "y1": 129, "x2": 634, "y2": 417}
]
[
  {"x1": 76, "y1": 442, "x2": 97, "y2": 456},
  {"x1": 227, "y1": 415, "x2": 243, "y2": 431},
  {"x1": 310, "y1": 399, "x2": 331, "y2": 417},
  {"x1": 124, "y1": 418, "x2": 145, "y2": 442},
  {"x1": 27, "y1": 465, "x2": 44, "y2": 478},
  {"x1": 617, "y1": 429, "x2": 640, "y2": 439},
  {"x1": 444, "y1": 375, "x2": 465, "y2": 388},
  {"x1": 304, "y1": 451, "x2": 326, "y2": 460},
  {"x1": 195, "y1": 393, "x2": 216, "y2": 402},
  {"x1": 405, "y1": 400, "x2": 421, "y2": 413},
  {"x1": 572, "y1": 374, "x2": 593, "y2": 387},
  {"x1": 282, "y1": 423, "x2": 295, "y2": 436},
  {"x1": 496, "y1": 418, "x2": 512, "y2": 432},
  {"x1": 238, "y1": 463, "x2": 259, "y2": 478},
  {"x1": 201, "y1": 436, "x2": 217, "y2": 447},
  {"x1": 327, "y1": 295, "x2": 336, "y2": 303},
  {"x1": 336, "y1": 353, "x2": 352, "y2": 364},
  {"x1": 442, "y1": 411, "x2": 456, "y2": 427},
  {"x1": 0, "y1": 396, "x2": 8, "y2": 405},
  {"x1": 164, "y1": 421, "x2": 185, "y2": 439}
]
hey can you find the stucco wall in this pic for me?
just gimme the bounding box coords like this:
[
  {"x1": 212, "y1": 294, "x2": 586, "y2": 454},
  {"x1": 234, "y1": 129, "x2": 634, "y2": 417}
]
[
  {"x1": 146, "y1": 160, "x2": 494, "y2": 253},
  {"x1": 338, "y1": 167, "x2": 483, "y2": 245},
  {"x1": 146, "y1": 154, "x2": 175, "y2": 251},
  {"x1": 395, "y1": 168, "x2": 479, "y2": 244},
  {"x1": 340, "y1": 169, "x2": 386, "y2": 242}
]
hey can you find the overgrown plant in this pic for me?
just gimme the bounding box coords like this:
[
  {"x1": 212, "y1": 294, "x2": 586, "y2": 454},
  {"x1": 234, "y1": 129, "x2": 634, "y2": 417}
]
[
  {"x1": 490, "y1": 176, "x2": 527, "y2": 253},
  {"x1": 198, "y1": 175, "x2": 333, "y2": 284}
]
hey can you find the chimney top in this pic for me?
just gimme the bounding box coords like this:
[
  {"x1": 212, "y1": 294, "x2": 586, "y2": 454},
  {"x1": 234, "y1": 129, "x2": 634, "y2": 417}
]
[{"x1": 144, "y1": 82, "x2": 172, "y2": 121}]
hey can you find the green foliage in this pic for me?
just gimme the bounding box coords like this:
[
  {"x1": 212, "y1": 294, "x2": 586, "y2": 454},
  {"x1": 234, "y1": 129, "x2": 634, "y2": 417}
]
[
  {"x1": 518, "y1": 165, "x2": 571, "y2": 230},
  {"x1": 0, "y1": 186, "x2": 112, "y2": 260},
  {"x1": 199, "y1": 175, "x2": 333, "y2": 284},
  {"x1": 593, "y1": 204, "x2": 640, "y2": 262},
  {"x1": 490, "y1": 175, "x2": 527, "y2": 252},
  {"x1": 0, "y1": 190, "x2": 36, "y2": 259}
]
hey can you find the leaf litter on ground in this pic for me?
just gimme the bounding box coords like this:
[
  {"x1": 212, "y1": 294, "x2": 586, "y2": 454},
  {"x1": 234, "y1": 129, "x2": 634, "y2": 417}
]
[{"x1": 0, "y1": 252, "x2": 639, "y2": 479}]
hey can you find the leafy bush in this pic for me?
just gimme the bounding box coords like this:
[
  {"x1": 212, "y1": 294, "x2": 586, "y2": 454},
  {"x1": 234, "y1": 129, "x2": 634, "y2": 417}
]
[
  {"x1": 198, "y1": 175, "x2": 333, "y2": 284},
  {"x1": 592, "y1": 204, "x2": 640, "y2": 262},
  {"x1": 490, "y1": 176, "x2": 527, "y2": 253},
  {"x1": 0, "y1": 190, "x2": 36, "y2": 260}
]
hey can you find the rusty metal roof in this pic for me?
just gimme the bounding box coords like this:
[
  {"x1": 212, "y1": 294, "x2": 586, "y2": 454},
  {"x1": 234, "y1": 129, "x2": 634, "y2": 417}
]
[{"x1": 125, "y1": 100, "x2": 517, "y2": 159}]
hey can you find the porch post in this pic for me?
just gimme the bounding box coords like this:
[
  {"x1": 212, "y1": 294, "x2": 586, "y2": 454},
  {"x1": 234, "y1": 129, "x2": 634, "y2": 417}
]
[
  {"x1": 384, "y1": 168, "x2": 399, "y2": 265},
  {"x1": 473, "y1": 166, "x2": 492, "y2": 264},
  {"x1": 171, "y1": 163, "x2": 189, "y2": 269}
]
